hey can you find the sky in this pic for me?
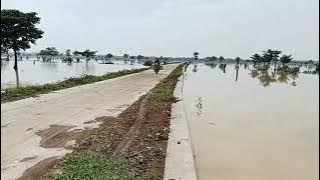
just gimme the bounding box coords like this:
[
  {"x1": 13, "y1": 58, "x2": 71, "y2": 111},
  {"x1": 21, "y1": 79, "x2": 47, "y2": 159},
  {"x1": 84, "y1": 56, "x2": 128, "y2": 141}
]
[{"x1": 1, "y1": 0, "x2": 319, "y2": 60}]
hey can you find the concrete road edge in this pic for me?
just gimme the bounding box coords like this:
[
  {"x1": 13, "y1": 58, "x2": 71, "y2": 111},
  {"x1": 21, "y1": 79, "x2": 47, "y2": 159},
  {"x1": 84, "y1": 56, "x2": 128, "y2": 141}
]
[{"x1": 163, "y1": 75, "x2": 198, "y2": 180}]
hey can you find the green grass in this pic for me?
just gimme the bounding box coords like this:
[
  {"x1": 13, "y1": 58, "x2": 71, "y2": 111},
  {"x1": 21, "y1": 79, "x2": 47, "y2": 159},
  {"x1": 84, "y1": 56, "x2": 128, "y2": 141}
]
[
  {"x1": 1, "y1": 68, "x2": 148, "y2": 102},
  {"x1": 148, "y1": 87, "x2": 175, "y2": 102},
  {"x1": 50, "y1": 151, "x2": 134, "y2": 180},
  {"x1": 168, "y1": 63, "x2": 184, "y2": 78},
  {"x1": 148, "y1": 63, "x2": 185, "y2": 103}
]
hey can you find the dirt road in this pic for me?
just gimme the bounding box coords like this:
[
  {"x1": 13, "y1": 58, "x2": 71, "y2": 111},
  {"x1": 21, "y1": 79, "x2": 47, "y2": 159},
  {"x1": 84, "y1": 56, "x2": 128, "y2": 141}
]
[{"x1": 1, "y1": 64, "x2": 178, "y2": 180}]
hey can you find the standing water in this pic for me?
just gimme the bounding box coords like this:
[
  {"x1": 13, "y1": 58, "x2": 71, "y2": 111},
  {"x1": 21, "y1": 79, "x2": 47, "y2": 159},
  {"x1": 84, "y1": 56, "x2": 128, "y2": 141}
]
[
  {"x1": 182, "y1": 63, "x2": 319, "y2": 180},
  {"x1": 1, "y1": 60, "x2": 145, "y2": 89}
]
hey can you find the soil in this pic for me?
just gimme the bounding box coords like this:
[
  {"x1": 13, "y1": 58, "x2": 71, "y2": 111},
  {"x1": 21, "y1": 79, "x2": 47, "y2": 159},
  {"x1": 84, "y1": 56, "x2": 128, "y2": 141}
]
[
  {"x1": 23, "y1": 67, "x2": 181, "y2": 179},
  {"x1": 19, "y1": 157, "x2": 59, "y2": 180}
]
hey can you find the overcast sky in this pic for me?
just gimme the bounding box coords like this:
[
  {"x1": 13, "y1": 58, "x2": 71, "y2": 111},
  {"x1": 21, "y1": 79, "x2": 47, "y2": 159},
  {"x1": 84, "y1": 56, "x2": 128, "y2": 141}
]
[{"x1": 1, "y1": 0, "x2": 319, "y2": 59}]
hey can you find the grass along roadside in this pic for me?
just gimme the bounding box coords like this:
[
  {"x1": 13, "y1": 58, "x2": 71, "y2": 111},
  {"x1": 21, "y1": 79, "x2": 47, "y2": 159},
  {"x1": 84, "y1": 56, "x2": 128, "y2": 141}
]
[
  {"x1": 50, "y1": 151, "x2": 134, "y2": 180},
  {"x1": 1, "y1": 68, "x2": 149, "y2": 103},
  {"x1": 46, "y1": 63, "x2": 186, "y2": 180}
]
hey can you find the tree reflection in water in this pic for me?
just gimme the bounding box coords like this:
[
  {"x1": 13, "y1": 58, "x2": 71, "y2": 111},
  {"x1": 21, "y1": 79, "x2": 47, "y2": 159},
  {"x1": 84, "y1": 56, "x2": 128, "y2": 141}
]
[
  {"x1": 219, "y1": 64, "x2": 226, "y2": 74},
  {"x1": 235, "y1": 64, "x2": 240, "y2": 82},
  {"x1": 192, "y1": 64, "x2": 198, "y2": 72},
  {"x1": 203, "y1": 62, "x2": 303, "y2": 87},
  {"x1": 249, "y1": 65, "x2": 300, "y2": 87}
]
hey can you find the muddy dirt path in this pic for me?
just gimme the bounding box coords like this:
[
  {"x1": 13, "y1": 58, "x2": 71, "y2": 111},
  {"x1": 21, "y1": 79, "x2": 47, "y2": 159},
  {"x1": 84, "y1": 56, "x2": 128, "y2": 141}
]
[{"x1": 1, "y1": 64, "x2": 179, "y2": 180}]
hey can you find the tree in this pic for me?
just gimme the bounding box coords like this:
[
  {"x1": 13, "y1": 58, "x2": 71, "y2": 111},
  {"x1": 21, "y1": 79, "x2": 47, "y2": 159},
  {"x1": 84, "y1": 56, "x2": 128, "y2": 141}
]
[
  {"x1": 250, "y1": 53, "x2": 262, "y2": 63},
  {"x1": 123, "y1": 54, "x2": 129, "y2": 62},
  {"x1": 74, "y1": 50, "x2": 97, "y2": 62},
  {"x1": 106, "y1": 53, "x2": 113, "y2": 59},
  {"x1": 218, "y1": 56, "x2": 224, "y2": 62},
  {"x1": 209, "y1": 56, "x2": 218, "y2": 61},
  {"x1": 235, "y1": 57, "x2": 241, "y2": 64},
  {"x1": 280, "y1": 54, "x2": 293, "y2": 66},
  {"x1": 38, "y1": 47, "x2": 59, "y2": 61},
  {"x1": 137, "y1": 55, "x2": 144, "y2": 60},
  {"x1": 262, "y1": 49, "x2": 282, "y2": 63},
  {"x1": 73, "y1": 49, "x2": 81, "y2": 56},
  {"x1": 66, "y1": 49, "x2": 71, "y2": 57},
  {"x1": 1, "y1": 9, "x2": 44, "y2": 71},
  {"x1": 193, "y1": 52, "x2": 199, "y2": 61},
  {"x1": 63, "y1": 49, "x2": 73, "y2": 63},
  {"x1": 123, "y1": 54, "x2": 129, "y2": 59}
]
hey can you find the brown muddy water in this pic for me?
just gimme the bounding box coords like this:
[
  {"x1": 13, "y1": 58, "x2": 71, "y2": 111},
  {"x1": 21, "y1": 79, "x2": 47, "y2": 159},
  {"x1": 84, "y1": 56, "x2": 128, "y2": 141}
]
[{"x1": 182, "y1": 63, "x2": 319, "y2": 180}]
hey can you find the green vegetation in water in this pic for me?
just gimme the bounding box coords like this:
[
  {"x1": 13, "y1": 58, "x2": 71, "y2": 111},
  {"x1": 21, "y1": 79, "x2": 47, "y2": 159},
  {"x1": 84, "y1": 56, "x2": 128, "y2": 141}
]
[
  {"x1": 50, "y1": 151, "x2": 134, "y2": 180},
  {"x1": 250, "y1": 65, "x2": 300, "y2": 87},
  {"x1": 1, "y1": 68, "x2": 148, "y2": 102},
  {"x1": 276, "y1": 66, "x2": 300, "y2": 73}
]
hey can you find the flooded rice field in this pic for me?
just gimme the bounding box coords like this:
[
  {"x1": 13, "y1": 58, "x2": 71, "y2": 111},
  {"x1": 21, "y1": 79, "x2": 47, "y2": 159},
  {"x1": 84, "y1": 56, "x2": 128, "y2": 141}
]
[
  {"x1": 1, "y1": 59, "x2": 145, "y2": 89},
  {"x1": 182, "y1": 63, "x2": 319, "y2": 180}
]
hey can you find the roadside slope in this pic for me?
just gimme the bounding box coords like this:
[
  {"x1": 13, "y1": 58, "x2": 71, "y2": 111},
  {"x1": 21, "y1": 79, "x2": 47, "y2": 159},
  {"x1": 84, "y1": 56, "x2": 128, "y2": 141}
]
[{"x1": 1, "y1": 64, "x2": 178, "y2": 180}]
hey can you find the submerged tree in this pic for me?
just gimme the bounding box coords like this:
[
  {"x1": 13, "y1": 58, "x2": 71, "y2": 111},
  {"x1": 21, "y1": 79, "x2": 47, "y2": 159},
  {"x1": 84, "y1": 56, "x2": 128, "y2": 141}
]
[
  {"x1": 62, "y1": 49, "x2": 73, "y2": 63},
  {"x1": 262, "y1": 49, "x2": 282, "y2": 63},
  {"x1": 74, "y1": 50, "x2": 97, "y2": 62},
  {"x1": 123, "y1": 54, "x2": 129, "y2": 63},
  {"x1": 280, "y1": 54, "x2": 293, "y2": 66},
  {"x1": 1, "y1": 9, "x2": 44, "y2": 86},
  {"x1": 137, "y1": 55, "x2": 144, "y2": 61},
  {"x1": 218, "y1": 56, "x2": 224, "y2": 62},
  {"x1": 38, "y1": 47, "x2": 59, "y2": 61},
  {"x1": 209, "y1": 56, "x2": 218, "y2": 61},
  {"x1": 106, "y1": 53, "x2": 113, "y2": 59},
  {"x1": 250, "y1": 53, "x2": 262, "y2": 63},
  {"x1": 235, "y1": 57, "x2": 241, "y2": 64},
  {"x1": 103, "y1": 53, "x2": 113, "y2": 63},
  {"x1": 219, "y1": 64, "x2": 227, "y2": 74}
]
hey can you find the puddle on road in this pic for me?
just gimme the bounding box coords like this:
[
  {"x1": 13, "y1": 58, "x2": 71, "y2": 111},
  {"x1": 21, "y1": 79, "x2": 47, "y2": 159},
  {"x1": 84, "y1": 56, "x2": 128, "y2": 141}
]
[{"x1": 183, "y1": 63, "x2": 319, "y2": 180}]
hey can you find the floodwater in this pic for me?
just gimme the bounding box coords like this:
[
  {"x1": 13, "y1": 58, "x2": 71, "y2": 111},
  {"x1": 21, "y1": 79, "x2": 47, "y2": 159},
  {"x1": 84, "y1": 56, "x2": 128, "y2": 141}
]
[
  {"x1": 182, "y1": 63, "x2": 319, "y2": 180},
  {"x1": 1, "y1": 60, "x2": 145, "y2": 89}
]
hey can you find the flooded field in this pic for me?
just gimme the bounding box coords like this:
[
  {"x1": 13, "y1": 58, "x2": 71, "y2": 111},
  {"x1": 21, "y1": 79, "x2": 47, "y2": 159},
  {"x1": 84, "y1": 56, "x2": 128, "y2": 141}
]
[
  {"x1": 182, "y1": 63, "x2": 319, "y2": 180},
  {"x1": 1, "y1": 60, "x2": 145, "y2": 89}
]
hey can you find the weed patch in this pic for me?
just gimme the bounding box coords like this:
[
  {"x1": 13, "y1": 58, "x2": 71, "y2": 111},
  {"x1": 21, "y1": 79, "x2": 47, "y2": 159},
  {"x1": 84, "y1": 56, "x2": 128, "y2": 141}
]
[{"x1": 50, "y1": 151, "x2": 134, "y2": 180}]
